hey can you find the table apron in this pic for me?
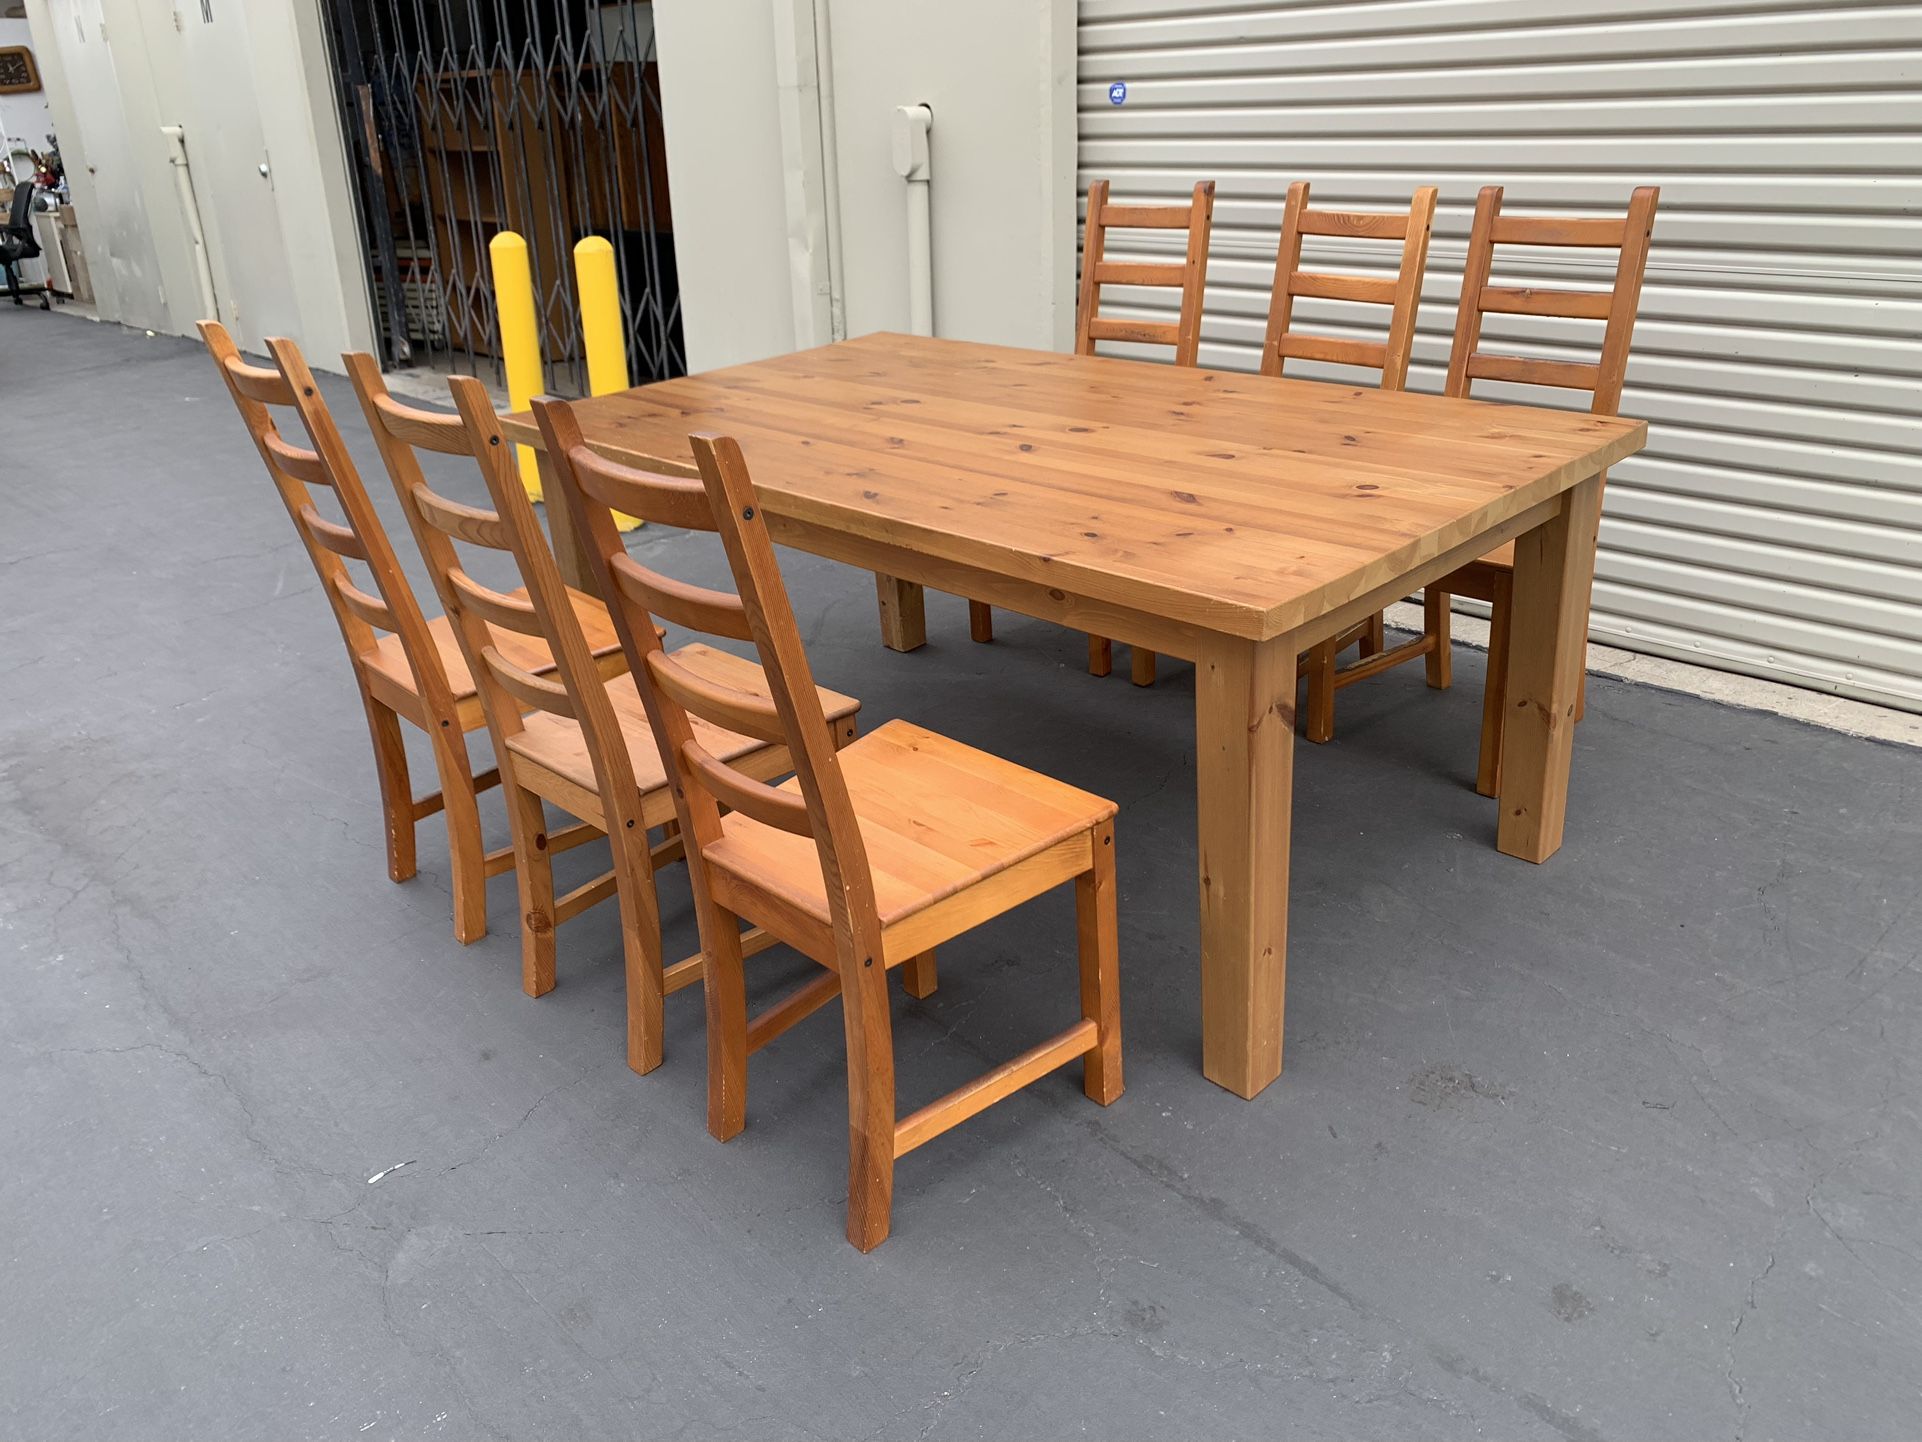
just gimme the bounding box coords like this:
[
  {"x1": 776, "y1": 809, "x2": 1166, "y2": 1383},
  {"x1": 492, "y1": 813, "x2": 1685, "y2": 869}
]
[
  {"x1": 765, "y1": 515, "x2": 1219, "y2": 660},
  {"x1": 768, "y1": 484, "x2": 1575, "y2": 659},
  {"x1": 1292, "y1": 491, "x2": 1566, "y2": 652}
]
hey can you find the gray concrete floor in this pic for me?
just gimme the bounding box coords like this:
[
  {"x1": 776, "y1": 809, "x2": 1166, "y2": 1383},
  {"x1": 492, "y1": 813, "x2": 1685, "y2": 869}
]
[{"x1": 4, "y1": 309, "x2": 1920, "y2": 1442}]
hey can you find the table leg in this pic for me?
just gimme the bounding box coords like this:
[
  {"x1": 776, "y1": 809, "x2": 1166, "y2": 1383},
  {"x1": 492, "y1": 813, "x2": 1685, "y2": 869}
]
[
  {"x1": 538, "y1": 448, "x2": 601, "y2": 599},
  {"x1": 874, "y1": 574, "x2": 926, "y2": 652},
  {"x1": 1194, "y1": 634, "x2": 1295, "y2": 1099},
  {"x1": 1498, "y1": 473, "x2": 1603, "y2": 863}
]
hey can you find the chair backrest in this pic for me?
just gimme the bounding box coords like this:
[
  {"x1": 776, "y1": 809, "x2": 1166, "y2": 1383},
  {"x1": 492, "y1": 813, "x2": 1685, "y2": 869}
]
[
  {"x1": 198, "y1": 322, "x2": 455, "y2": 715},
  {"x1": 543, "y1": 410, "x2": 883, "y2": 970},
  {"x1": 435, "y1": 375, "x2": 650, "y2": 825},
  {"x1": 1261, "y1": 182, "x2": 1438, "y2": 389},
  {"x1": 7, "y1": 180, "x2": 32, "y2": 232},
  {"x1": 1075, "y1": 179, "x2": 1215, "y2": 367},
  {"x1": 342, "y1": 353, "x2": 567, "y2": 753},
  {"x1": 1445, "y1": 185, "x2": 1660, "y2": 418}
]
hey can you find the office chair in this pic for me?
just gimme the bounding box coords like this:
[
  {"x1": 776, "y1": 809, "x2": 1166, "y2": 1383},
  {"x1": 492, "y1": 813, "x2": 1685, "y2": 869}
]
[{"x1": 2, "y1": 180, "x2": 52, "y2": 309}]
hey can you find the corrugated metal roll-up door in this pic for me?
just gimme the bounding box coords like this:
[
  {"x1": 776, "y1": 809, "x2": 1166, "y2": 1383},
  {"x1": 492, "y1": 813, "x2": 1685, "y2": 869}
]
[{"x1": 1078, "y1": 0, "x2": 1922, "y2": 713}]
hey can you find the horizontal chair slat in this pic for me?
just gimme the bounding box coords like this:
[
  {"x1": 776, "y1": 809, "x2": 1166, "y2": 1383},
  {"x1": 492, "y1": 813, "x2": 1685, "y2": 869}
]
[
  {"x1": 297, "y1": 504, "x2": 367, "y2": 561},
  {"x1": 224, "y1": 357, "x2": 296, "y2": 406},
  {"x1": 1278, "y1": 333, "x2": 1390, "y2": 369},
  {"x1": 1490, "y1": 214, "x2": 1627, "y2": 247},
  {"x1": 373, "y1": 393, "x2": 469, "y2": 455},
  {"x1": 262, "y1": 432, "x2": 329, "y2": 487},
  {"x1": 1084, "y1": 317, "x2": 1182, "y2": 346},
  {"x1": 1091, "y1": 261, "x2": 1187, "y2": 288},
  {"x1": 610, "y1": 554, "x2": 755, "y2": 642},
  {"x1": 1290, "y1": 270, "x2": 1397, "y2": 305},
  {"x1": 413, "y1": 483, "x2": 510, "y2": 550},
  {"x1": 1466, "y1": 352, "x2": 1603, "y2": 390},
  {"x1": 482, "y1": 648, "x2": 573, "y2": 717},
  {"x1": 646, "y1": 650, "x2": 788, "y2": 746},
  {"x1": 567, "y1": 444, "x2": 713, "y2": 530},
  {"x1": 1097, "y1": 203, "x2": 1194, "y2": 229},
  {"x1": 449, "y1": 569, "x2": 543, "y2": 636},
  {"x1": 336, "y1": 576, "x2": 397, "y2": 633},
  {"x1": 1296, "y1": 209, "x2": 1410, "y2": 241},
  {"x1": 1478, "y1": 285, "x2": 1613, "y2": 320},
  {"x1": 682, "y1": 741, "x2": 811, "y2": 836}
]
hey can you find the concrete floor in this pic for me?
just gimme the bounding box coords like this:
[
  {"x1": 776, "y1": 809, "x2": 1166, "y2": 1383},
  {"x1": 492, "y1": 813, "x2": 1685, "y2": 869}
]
[{"x1": 4, "y1": 309, "x2": 1920, "y2": 1442}]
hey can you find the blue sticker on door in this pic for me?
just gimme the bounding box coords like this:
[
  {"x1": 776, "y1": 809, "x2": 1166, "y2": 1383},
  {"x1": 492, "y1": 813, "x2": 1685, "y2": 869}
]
[{"x1": 1108, "y1": 81, "x2": 1128, "y2": 106}]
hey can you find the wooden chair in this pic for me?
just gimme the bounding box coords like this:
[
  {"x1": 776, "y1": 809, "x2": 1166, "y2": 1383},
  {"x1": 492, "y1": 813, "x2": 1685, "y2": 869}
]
[
  {"x1": 348, "y1": 361, "x2": 854, "y2": 1074},
  {"x1": 970, "y1": 178, "x2": 1214, "y2": 685},
  {"x1": 1348, "y1": 186, "x2": 1658, "y2": 795},
  {"x1": 1206, "y1": 181, "x2": 1442, "y2": 718},
  {"x1": 200, "y1": 321, "x2": 531, "y2": 944},
  {"x1": 585, "y1": 429, "x2": 1123, "y2": 1251}
]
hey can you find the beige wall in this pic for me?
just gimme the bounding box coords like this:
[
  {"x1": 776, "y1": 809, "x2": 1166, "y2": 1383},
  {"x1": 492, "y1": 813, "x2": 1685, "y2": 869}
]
[
  {"x1": 652, "y1": 2, "x2": 799, "y2": 372},
  {"x1": 654, "y1": 0, "x2": 1076, "y2": 372},
  {"x1": 23, "y1": 0, "x2": 372, "y2": 363}
]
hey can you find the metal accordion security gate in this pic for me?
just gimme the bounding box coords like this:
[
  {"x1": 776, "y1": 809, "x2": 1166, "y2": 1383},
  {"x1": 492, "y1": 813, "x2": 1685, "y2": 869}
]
[{"x1": 321, "y1": 0, "x2": 682, "y2": 396}]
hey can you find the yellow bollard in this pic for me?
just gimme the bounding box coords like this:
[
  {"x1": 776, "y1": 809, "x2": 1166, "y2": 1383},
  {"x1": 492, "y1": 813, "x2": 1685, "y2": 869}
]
[
  {"x1": 574, "y1": 235, "x2": 641, "y2": 530},
  {"x1": 489, "y1": 231, "x2": 544, "y2": 500}
]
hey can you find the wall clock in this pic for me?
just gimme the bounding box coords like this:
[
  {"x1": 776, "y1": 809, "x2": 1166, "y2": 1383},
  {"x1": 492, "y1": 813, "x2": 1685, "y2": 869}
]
[{"x1": 0, "y1": 46, "x2": 40, "y2": 95}]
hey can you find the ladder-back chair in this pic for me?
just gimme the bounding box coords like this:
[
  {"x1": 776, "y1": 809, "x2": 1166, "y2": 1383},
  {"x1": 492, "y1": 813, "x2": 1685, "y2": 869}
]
[
  {"x1": 343, "y1": 357, "x2": 804, "y2": 1074},
  {"x1": 592, "y1": 429, "x2": 1124, "y2": 1251},
  {"x1": 1353, "y1": 186, "x2": 1657, "y2": 795},
  {"x1": 479, "y1": 379, "x2": 861, "y2": 1071},
  {"x1": 201, "y1": 322, "x2": 517, "y2": 943},
  {"x1": 1165, "y1": 181, "x2": 1441, "y2": 708},
  {"x1": 971, "y1": 178, "x2": 1215, "y2": 683},
  {"x1": 526, "y1": 395, "x2": 866, "y2": 1071}
]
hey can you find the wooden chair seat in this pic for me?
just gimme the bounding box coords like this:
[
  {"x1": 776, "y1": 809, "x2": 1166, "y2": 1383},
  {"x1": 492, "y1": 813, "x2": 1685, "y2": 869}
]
[
  {"x1": 360, "y1": 587, "x2": 624, "y2": 705},
  {"x1": 703, "y1": 719, "x2": 1116, "y2": 966},
  {"x1": 504, "y1": 645, "x2": 859, "y2": 822}
]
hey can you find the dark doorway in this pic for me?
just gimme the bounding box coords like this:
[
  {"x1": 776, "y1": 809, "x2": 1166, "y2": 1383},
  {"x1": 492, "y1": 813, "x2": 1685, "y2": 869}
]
[{"x1": 321, "y1": 0, "x2": 682, "y2": 395}]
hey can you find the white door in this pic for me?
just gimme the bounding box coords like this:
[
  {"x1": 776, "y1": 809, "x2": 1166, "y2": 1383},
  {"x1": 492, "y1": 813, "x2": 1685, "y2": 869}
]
[
  {"x1": 133, "y1": 0, "x2": 300, "y2": 349},
  {"x1": 1078, "y1": 0, "x2": 1922, "y2": 713}
]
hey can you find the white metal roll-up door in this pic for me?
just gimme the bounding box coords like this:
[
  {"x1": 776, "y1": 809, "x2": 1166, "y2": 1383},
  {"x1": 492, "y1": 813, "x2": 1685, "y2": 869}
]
[{"x1": 1078, "y1": 0, "x2": 1922, "y2": 712}]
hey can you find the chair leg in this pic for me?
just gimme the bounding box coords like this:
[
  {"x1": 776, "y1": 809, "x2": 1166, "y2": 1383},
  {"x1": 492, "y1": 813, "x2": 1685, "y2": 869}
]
[
  {"x1": 360, "y1": 692, "x2": 417, "y2": 885},
  {"x1": 1361, "y1": 612, "x2": 1386, "y2": 659},
  {"x1": 968, "y1": 600, "x2": 993, "y2": 644},
  {"x1": 1131, "y1": 647, "x2": 1157, "y2": 687},
  {"x1": 1303, "y1": 637, "x2": 1338, "y2": 743},
  {"x1": 842, "y1": 954, "x2": 898, "y2": 1252},
  {"x1": 615, "y1": 829, "x2": 667, "y2": 1075},
  {"x1": 1477, "y1": 576, "x2": 1514, "y2": 799},
  {"x1": 704, "y1": 903, "x2": 751, "y2": 1141},
  {"x1": 1575, "y1": 645, "x2": 1589, "y2": 722},
  {"x1": 1088, "y1": 635, "x2": 1113, "y2": 677},
  {"x1": 424, "y1": 718, "x2": 492, "y2": 944},
  {"x1": 501, "y1": 778, "x2": 558, "y2": 997},
  {"x1": 900, "y1": 949, "x2": 938, "y2": 999},
  {"x1": 1424, "y1": 588, "x2": 1453, "y2": 690},
  {"x1": 1076, "y1": 821, "x2": 1123, "y2": 1105}
]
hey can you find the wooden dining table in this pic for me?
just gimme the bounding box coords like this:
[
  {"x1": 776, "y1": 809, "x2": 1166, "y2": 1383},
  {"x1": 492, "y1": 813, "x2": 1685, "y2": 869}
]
[{"x1": 502, "y1": 332, "x2": 1646, "y2": 1100}]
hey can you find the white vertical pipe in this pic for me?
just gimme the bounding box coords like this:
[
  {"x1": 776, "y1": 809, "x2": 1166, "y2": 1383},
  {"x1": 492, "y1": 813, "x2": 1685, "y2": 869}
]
[
  {"x1": 905, "y1": 173, "x2": 931, "y2": 336},
  {"x1": 811, "y1": 0, "x2": 847, "y2": 340},
  {"x1": 160, "y1": 124, "x2": 219, "y2": 322},
  {"x1": 890, "y1": 103, "x2": 932, "y2": 337}
]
